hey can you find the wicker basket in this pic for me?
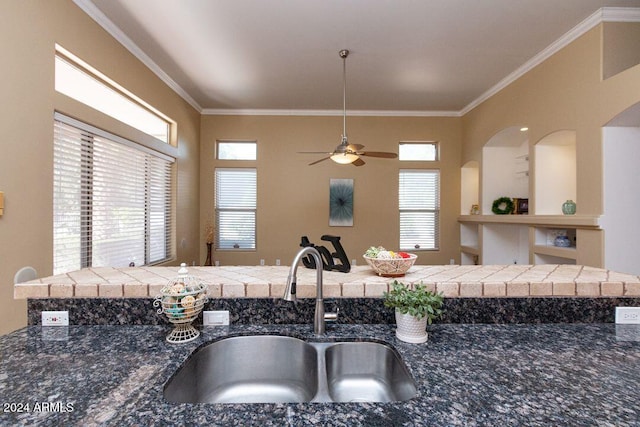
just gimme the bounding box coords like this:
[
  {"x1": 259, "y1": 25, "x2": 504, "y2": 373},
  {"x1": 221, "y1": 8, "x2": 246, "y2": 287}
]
[{"x1": 363, "y1": 253, "x2": 417, "y2": 277}]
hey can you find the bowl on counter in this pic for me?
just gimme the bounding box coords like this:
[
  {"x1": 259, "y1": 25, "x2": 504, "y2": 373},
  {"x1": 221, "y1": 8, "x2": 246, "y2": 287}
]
[{"x1": 363, "y1": 253, "x2": 417, "y2": 277}]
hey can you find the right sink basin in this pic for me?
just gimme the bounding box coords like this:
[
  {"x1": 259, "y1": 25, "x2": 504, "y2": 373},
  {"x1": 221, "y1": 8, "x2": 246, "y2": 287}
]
[{"x1": 324, "y1": 341, "x2": 418, "y2": 402}]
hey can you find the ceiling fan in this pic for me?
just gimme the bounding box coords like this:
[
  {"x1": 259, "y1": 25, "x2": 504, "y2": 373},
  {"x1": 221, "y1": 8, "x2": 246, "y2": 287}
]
[{"x1": 300, "y1": 49, "x2": 398, "y2": 166}]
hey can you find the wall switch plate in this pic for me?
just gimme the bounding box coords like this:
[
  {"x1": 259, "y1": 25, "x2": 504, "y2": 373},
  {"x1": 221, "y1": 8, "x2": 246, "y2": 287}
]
[
  {"x1": 203, "y1": 310, "x2": 230, "y2": 326},
  {"x1": 42, "y1": 311, "x2": 69, "y2": 326},
  {"x1": 615, "y1": 307, "x2": 640, "y2": 324}
]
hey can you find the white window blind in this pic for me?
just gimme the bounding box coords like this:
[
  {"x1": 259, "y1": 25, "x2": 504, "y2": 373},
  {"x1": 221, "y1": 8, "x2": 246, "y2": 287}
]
[
  {"x1": 53, "y1": 114, "x2": 174, "y2": 274},
  {"x1": 215, "y1": 168, "x2": 257, "y2": 250},
  {"x1": 399, "y1": 169, "x2": 440, "y2": 250}
]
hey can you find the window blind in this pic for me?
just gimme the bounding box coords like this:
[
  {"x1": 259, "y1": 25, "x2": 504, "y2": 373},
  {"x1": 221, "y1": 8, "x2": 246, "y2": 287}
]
[
  {"x1": 399, "y1": 169, "x2": 440, "y2": 250},
  {"x1": 53, "y1": 114, "x2": 174, "y2": 274},
  {"x1": 215, "y1": 168, "x2": 257, "y2": 250}
]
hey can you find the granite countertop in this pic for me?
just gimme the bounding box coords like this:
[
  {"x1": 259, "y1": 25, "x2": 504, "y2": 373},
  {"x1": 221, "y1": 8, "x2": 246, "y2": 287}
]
[{"x1": 1, "y1": 323, "x2": 639, "y2": 426}]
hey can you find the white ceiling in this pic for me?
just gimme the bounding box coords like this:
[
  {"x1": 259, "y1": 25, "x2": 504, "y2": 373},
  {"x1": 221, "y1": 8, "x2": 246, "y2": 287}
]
[{"x1": 79, "y1": 0, "x2": 640, "y2": 115}]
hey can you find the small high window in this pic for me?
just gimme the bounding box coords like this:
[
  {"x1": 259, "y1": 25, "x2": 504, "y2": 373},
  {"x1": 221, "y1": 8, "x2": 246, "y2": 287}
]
[
  {"x1": 399, "y1": 142, "x2": 438, "y2": 161},
  {"x1": 54, "y1": 45, "x2": 172, "y2": 144},
  {"x1": 217, "y1": 141, "x2": 257, "y2": 160}
]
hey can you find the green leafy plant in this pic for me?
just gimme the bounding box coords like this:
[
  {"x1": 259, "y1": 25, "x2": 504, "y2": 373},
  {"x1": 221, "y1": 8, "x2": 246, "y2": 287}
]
[{"x1": 383, "y1": 280, "x2": 444, "y2": 324}]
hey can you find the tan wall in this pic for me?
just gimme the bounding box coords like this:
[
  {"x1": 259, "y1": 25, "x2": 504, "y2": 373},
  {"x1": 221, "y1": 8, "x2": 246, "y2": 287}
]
[
  {"x1": 462, "y1": 24, "x2": 640, "y2": 217},
  {"x1": 0, "y1": 0, "x2": 201, "y2": 335},
  {"x1": 603, "y1": 22, "x2": 640, "y2": 80},
  {"x1": 200, "y1": 115, "x2": 462, "y2": 267}
]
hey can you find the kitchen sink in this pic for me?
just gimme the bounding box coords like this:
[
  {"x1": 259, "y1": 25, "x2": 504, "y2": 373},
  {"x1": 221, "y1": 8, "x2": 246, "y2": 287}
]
[{"x1": 164, "y1": 335, "x2": 417, "y2": 404}]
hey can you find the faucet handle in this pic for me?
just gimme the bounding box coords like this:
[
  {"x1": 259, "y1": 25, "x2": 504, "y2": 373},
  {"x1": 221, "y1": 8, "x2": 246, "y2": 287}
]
[{"x1": 324, "y1": 307, "x2": 339, "y2": 323}]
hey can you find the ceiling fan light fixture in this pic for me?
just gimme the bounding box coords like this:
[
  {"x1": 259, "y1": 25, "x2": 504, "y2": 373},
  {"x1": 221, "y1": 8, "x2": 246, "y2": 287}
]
[{"x1": 331, "y1": 152, "x2": 359, "y2": 164}]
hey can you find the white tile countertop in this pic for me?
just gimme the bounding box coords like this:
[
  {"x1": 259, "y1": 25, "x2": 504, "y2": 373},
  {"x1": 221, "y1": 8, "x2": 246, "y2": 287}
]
[{"x1": 14, "y1": 264, "x2": 640, "y2": 299}]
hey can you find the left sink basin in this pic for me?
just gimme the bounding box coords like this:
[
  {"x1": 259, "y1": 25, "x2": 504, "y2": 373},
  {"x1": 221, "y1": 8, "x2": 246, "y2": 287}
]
[{"x1": 164, "y1": 335, "x2": 319, "y2": 403}]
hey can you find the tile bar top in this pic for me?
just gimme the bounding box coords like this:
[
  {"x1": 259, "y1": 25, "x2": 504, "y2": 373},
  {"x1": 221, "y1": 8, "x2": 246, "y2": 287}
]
[{"x1": 14, "y1": 264, "x2": 640, "y2": 300}]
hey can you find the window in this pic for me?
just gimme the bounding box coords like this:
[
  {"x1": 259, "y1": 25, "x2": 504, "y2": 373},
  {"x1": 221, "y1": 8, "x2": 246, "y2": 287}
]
[
  {"x1": 215, "y1": 168, "x2": 257, "y2": 250},
  {"x1": 399, "y1": 169, "x2": 440, "y2": 250},
  {"x1": 53, "y1": 114, "x2": 174, "y2": 274},
  {"x1": 399, "y1": 142, "x2": 438, "y2": 161},
  {"x1": 55, "y1": 46, "x2": 172, "y2": 144},
  {"x1": 217, "y1": 141, "x2": 257, "y2": 160}
]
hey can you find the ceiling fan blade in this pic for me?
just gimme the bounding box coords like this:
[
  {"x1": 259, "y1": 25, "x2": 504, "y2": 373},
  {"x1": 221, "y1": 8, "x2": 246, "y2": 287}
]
[
  {"x1": 359, "y1": 151, "x2": 398, "y2": 159},
  {"x1": 352, "y1": 157, "x2": 366, "y2": 166},
  {"x1": 309, "y1": 156, "x2": 331, "y2": 166}
]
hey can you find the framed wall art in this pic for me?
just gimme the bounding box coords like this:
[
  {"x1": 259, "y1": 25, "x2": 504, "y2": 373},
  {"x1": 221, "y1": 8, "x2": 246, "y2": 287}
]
[{"x1": 329, "y1": 178, "x2": 354, "y2": 226}]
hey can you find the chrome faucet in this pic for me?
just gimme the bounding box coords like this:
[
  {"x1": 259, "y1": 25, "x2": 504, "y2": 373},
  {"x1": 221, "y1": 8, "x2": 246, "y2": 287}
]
[{"x1": 283, "y1": 246, "x2": 338, "y2": 334}]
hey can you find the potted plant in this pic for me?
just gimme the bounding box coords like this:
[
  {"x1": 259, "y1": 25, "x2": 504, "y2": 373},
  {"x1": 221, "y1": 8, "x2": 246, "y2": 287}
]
[{"x1": 383, "y1": 280, "x2": 444, "y2": 343}]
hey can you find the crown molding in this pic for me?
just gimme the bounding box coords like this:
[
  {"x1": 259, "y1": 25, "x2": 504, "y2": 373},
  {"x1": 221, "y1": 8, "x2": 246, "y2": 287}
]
[
  {"x1": 72, "y1": 0, "x2": 203, "y2": 112},
  {"x1": 201, "y1": 108, "x2": 461, "y2": 117},
  {"x1": 460, "y1": 7, "x2": 640, "y2": 115},
  {"x1": 602, "y1": 6, "x2": 640, "y2": 22}
]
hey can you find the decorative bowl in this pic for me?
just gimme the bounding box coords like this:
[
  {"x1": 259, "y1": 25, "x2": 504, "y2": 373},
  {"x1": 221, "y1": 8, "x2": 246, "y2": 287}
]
[{"x1": 363, "y1": 253, "x2": 417, "y2": 277}]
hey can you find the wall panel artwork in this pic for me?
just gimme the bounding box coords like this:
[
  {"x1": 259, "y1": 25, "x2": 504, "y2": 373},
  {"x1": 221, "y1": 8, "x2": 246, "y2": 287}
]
[{"x1": 329, "y1": 178, "x2": 354, "y2": 226}]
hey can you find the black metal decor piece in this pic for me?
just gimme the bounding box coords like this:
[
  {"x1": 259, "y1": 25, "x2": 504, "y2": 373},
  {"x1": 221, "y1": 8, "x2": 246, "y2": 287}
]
[{"x1": 299, "y1": 235, "x2": 351, "y2": 273}]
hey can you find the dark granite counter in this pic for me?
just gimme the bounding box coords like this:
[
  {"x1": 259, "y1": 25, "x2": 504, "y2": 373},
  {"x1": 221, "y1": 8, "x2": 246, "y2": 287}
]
[{"x1": 1, "y1": 323, "x2": 639, "y2": 426}]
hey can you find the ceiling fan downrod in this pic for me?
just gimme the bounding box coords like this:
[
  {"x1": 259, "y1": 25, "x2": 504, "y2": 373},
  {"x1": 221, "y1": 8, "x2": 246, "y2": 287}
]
[{"x1": 340, "y1": 49, "x2": 349, "y2": 146}]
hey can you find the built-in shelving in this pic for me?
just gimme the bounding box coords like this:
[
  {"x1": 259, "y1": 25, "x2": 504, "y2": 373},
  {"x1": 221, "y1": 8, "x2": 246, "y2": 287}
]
[{"x1": 458, "y1": 215, "x2": 599, "y2": 228}]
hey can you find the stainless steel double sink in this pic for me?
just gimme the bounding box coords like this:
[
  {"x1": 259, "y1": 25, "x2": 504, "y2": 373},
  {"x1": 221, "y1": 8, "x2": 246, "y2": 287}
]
[{"x1": 164, "y1": 335, "x2": 418, "y2": 404}]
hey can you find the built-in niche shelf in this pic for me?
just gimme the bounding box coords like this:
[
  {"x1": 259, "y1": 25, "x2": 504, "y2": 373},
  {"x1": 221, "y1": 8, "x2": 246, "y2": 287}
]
[
  {"x1": 534, "y1": 130, "x2": 576, "y2": 215},
  {"x1": 458, "y1": 215, "x2": 602, "y2": 267},
  {"x1": 532, "y1": 227, "x2": 577, "y2": 261},
  {"x1": 458, "y1": 215, "x2": 599, "y2": 228},
  {"x1": 460, "y1": 222, "x2": 481, "y2": 265},
  {"x1": 482, "y1": 126, "x2": 529, "y2": 215},
  {"x1": 515, "y1": 154, "x2": 529, "y2": 177}
]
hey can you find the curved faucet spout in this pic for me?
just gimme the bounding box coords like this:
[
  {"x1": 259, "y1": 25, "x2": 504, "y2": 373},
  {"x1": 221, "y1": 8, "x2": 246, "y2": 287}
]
[{"x1": 283, "y1": 246, "x2": 337, "y2": 334}]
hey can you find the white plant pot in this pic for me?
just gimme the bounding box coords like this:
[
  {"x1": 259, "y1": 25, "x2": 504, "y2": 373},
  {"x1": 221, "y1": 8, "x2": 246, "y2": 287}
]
[{"x1": 395, "y1": 310, "x2": 428, "y2": 343}]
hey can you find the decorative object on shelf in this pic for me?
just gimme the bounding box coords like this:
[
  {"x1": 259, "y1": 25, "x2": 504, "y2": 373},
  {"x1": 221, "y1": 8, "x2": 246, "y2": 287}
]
[
  {"x1": 491, "y1": 197, "x2": 514, "y2": 215},
  {"x1": 329, "y1": 178, "x2": 354, "y2": 226},
  {"x1": 153, "y1": 263, "x2": 208, "y2": 343},
  {"x1": 383, "y1": 280, "x2": 444, "y2": 343},
  {"x1": 513, "y1": 198, "x2": 529, "y2": 215},
  {"x1": 204, "y1": 222, "x2": 214, "y2": 266},
  {"x1": 363, "y1": 246, "x2": 417, "y2": 277},
  {"x1": 554, "y1": 235, "x2": 571, "y2": 247},
  {"x1": 204, "y1": 243, "x2": 213, "y2": 266},
  {"x1": 562, "y1": 199, "x2": 576, "y2": 215},
  {"x1": 470, "y1": 204, "x2": 480, "y2": 215}
]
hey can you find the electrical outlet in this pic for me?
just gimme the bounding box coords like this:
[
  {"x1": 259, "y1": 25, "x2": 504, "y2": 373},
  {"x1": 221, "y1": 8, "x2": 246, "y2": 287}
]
[
  {"x1": 42, "y1": 311, "x2": 69, "y2": 326},
  {"x1": 615, "y1": 307, "x2": 640, "y2": 324},
  {"x1": 260, "y1": 259, "x2": 265, "y2": 266},
  {"x1": 203, "y1": 310, "x2": 230, "y2": 326},
  {"x1": 275, "y1": 259, "x2": 281, "y2": 266}
]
